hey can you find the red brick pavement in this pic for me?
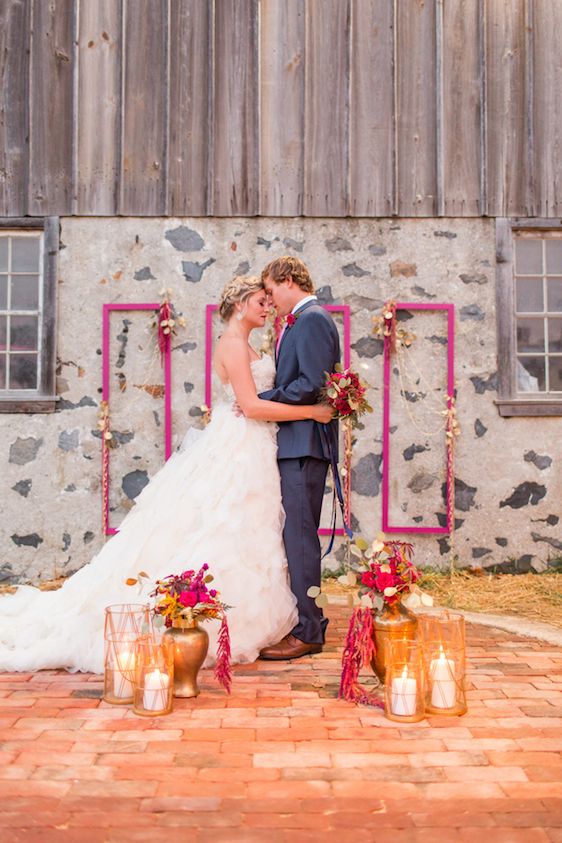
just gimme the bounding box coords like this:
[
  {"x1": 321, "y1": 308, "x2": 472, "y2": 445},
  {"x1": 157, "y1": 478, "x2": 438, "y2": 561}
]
[{"x1": 0, "y1": 605, "x2": 561, "y2": 842}]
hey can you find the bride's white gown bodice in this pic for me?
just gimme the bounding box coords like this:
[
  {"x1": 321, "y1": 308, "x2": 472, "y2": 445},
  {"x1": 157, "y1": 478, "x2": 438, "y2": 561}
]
[{"x1": 0, "y1": 355, "x2": 297, "y2": 673}]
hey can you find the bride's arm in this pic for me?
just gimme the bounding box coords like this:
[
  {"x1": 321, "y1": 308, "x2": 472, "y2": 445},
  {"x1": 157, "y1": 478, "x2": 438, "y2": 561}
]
[{"x1": 219, "y1": 340, "x2": 332, "y2": 423}]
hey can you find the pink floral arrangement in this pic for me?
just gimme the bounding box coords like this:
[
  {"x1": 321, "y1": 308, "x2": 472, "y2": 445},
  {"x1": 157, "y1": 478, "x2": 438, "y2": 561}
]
[
  {"x1": 323, "y1": 365, "x2": 372, "y2": 426},
  {"x1": 149, "y1": 563, "x2": 227, "y2": 626},
  {"x1": 339, "y1": 538, "x2": 421, "y2": 708},
  {"x1": 354, "y1": 538, "x2": 421, "y2": 607},
  {"x1": 127, "y1": 563, "x2": 231, "y2": 693}
]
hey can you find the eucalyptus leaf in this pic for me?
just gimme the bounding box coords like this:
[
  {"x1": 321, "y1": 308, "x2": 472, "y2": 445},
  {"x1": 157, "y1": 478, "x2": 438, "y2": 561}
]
[
  {"x1": 347, "y1": 571, "x2": 358, "y2": 586},
  {"x1": 315, "y1": 593, "x2": 329, "y2": 608},
  {"x1": 355, "y1": 537, "x2": 369, "y2": 551},
  {"x1": 153, "y1": 615, "x2": 164, "y2": 628},
  {"x1": 307, "y1": 585, "x2": 321, "y2": 598},
  {"x1": 349, "y1": 545, "x2": 363, "y2": 559},
  {"x1": 372, "y1": 594, "x2": 384, "y2": 611}
]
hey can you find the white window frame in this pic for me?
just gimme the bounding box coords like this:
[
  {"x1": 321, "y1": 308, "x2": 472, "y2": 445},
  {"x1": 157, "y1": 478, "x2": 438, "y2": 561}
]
[
  {"x1": 0, "y1": 217, "x2": 58, "y2": 413},
  {"x1": 496, "y1": 218, "x2": 562, "y2": 417}
]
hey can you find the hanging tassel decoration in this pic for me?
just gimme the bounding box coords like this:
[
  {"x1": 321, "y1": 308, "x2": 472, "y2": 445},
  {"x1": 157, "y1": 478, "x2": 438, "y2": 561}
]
[
  {"x1": 214, "y1": 613, "x2": 232, "y2": 694},
  {"x1": 338, "y1": 607, "x2": 383, "y2": 709}
]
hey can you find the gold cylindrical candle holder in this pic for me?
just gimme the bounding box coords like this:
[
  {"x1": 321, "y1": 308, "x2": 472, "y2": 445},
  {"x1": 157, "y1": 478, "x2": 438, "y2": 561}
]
[
  {"x1": 133, "y1": 636, "x2": 174, "y2": 717},
  {"x1": 418, "y1": 611, "x2": 467, "y2": 716},
  {"x1": 383, "y1": 638, "x2": 426, "y2": 723}
]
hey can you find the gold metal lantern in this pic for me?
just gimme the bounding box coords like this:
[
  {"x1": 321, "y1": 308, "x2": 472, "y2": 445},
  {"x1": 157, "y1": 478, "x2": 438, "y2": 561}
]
[
  {"x1": 418, "y1": 611, "x2": 467, "y2": 716},
  {"x1": 133, "y1": 636, "x2": 174, "y2": 717},
  {"x1": 383, "y1": 638, "x2": 426, "y2": 723}
]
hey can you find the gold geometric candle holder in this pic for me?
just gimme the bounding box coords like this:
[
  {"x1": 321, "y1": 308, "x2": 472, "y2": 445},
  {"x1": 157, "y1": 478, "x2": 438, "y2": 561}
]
[
  {"x1": 418, "y1": 611, "x2": 467, "y2": 716},
  {"x1": 133, "y1": 636, "x2": 174, "y2": 717},
  {"x1": 103, "y1": 604, "x2": 150, "y2": 705},
  {"x1": 383, "y1": 638, "x2": 426, "y2": 723}
]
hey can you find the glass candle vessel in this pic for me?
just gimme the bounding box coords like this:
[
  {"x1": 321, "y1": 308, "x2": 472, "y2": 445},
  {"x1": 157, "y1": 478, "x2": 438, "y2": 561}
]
[
  {"x1": 418, "y1": 611, "x2": 467, "y2": 716},
  {"x1": 133, "y1": 637, "x2": 174, "y2": 717},
  {"x1": 103, "y1": 604, "x2": 149, "y2": 704},
  {"x1": 383, "y1": 638, "x2": 426, "y2": 723},
  {"x1": 103, "y1": 631, "x2": 138, "y2": 704}
]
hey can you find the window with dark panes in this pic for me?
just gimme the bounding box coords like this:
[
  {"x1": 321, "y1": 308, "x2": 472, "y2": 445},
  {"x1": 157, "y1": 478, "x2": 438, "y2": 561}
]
[
  {"x1": 0, "y1": 219, "x2": 58, "y2": 413},
  {"x1": 0, "y1": 233, "x2": 43, "y2": 391},
  {"x1": 514, "y1": 233, "x2": 562, "y2": 395}
]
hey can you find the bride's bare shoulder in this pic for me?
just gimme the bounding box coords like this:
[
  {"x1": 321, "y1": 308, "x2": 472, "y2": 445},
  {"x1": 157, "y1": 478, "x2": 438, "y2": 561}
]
[{"x1": 214, "y1": 335, "x2": 252, "y2": 375}]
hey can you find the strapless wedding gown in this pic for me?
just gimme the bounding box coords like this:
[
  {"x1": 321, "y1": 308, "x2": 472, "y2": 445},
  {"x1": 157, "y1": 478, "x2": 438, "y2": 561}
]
[{"x1": 0, "y1": 355, "x2": 297, "y2": 673}]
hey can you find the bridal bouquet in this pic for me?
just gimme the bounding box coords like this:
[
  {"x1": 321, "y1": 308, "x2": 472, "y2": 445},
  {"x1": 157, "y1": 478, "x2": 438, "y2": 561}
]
[{"x1": 323, "y1": 365, "x2": 372, "y2": 426}]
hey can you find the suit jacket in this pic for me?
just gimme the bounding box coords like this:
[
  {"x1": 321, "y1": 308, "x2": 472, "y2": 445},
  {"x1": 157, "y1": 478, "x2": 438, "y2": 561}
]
[{"x1": 259, "y1": 301, "x2": 340, "y2": 460}]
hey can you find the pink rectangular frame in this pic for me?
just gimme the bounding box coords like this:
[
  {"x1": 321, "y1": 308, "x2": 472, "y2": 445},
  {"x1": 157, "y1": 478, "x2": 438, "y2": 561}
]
[
  {"x1": 382, "y1": 302, "x2": 455, "y2": 535},
  {"x1": 102, "y1": 302, "x2": 172, "y2": 535},
  {"x1": 205, "y1": 304, "x2": 351, "y2": 536}
]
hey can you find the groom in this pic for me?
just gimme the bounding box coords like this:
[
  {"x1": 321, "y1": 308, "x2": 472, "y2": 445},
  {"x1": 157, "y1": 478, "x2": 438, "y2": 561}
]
[{"x1": 258, "y1": 256, "x2": 340, "y2": 659}]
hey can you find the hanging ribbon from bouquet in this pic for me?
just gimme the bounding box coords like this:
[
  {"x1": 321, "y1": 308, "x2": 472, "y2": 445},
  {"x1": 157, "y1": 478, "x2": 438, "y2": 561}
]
[{"x1": 320, "y1": 422, "x2": 353, "y2": 558}]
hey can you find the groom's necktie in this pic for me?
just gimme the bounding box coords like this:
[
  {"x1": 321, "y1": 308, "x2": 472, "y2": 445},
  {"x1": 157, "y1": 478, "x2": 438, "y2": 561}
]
[{"x1": 275, "y1": 325, "x2": 287, "y2": 358}]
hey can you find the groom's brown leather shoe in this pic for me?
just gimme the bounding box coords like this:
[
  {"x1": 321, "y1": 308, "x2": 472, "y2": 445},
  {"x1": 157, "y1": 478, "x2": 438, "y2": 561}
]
[{"x1": 259, "y1": 633, "x2": 323, "y2": 660}]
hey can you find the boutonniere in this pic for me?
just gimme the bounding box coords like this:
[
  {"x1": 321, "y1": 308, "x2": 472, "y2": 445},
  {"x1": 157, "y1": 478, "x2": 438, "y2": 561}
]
[{"x1": 286, "y1": 312, "x2": 300, "y2": 327}]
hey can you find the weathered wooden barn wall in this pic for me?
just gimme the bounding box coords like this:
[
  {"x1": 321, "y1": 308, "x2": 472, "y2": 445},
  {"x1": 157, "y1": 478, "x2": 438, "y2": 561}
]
[{"x1": 1, "y1": 0, "x2": 562, "y2": 218}]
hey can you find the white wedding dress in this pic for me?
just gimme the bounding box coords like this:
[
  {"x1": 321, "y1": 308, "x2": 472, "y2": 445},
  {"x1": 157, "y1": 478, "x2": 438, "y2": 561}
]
[{"x1": 0, "y1": 355, "x2": 297, "y2": 674}]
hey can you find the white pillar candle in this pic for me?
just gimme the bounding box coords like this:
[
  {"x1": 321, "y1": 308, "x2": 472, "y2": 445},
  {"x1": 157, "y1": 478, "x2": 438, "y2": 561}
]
[
  {"x1": 391, "y1": 666, "x2": 417, "y2": 716},
  {"x1": 113, "y1": 648, "x2": 135, "y2": 699},
  {"x1": 143, "y1": 668, "x2": 170, "y2": 712},
  {"x1": 430, "y1": 646, "x2": 456, "y2": 709}
]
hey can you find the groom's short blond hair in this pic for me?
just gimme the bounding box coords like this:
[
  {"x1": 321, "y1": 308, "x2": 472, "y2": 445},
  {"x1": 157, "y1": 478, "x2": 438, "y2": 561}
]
[{"x1": 261, "y1": 256, "x2": 314, "y2": 293}]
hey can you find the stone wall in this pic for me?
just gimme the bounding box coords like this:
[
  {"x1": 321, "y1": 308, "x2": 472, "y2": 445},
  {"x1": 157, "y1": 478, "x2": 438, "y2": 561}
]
[{"x1": 1, "y1": 217, "x2": 560, "y2": 584}]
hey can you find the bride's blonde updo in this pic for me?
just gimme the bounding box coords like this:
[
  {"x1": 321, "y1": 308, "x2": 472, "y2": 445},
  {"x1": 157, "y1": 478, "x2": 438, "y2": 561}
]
[{"x1": 218, "y1": 275, "x2": 264, "y2": 321}]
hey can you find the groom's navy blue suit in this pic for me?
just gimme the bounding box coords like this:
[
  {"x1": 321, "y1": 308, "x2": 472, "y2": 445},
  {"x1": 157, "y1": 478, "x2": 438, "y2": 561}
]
[{"x1": 259, "y1": 300, "x2": 340, "y2": 644}]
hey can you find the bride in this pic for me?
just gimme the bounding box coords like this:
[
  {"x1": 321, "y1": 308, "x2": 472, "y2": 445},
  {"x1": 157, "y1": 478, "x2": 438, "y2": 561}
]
[{"x1": 0, "y1": 276, "x2": 333, "y2": 674}]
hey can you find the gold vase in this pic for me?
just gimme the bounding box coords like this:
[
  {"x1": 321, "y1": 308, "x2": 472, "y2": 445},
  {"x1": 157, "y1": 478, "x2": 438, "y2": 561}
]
[
  {"x1": 164, "y1": 619, "x2": 209, "y2": 698},
  {"x1": 371, "y1": 600, "x2": 418, "y2": 685}
]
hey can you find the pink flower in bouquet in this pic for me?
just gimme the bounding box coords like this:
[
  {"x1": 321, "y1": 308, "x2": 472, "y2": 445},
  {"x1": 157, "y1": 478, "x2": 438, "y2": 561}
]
[
  {"x1": 179, "y1": 590, "x2": 197, "y2": 608},
  {"x1": 360, "y1": 571, "x2": 377, "y2": 589}
]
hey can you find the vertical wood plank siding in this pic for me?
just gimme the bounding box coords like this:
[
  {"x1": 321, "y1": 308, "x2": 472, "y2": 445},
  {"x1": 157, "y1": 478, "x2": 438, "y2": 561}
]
[
  {"x1": 259, "y1": 0, "x2": 305, "y2": 216},
  {"x1": 76, "y1": 0, "x2": 122, "y2": 214},
  {"x1": 442, "y1": 0, "x2": 481, "y2": 216},
  {"x1": 303, "y1": 0, "x2": 350, "y2": 216},
  {"x1": 532, "y1": 0, "x2": 562, "y2": 217},
  {"x1": 0, "y1": 0, "x2": 30, "y2": 216},
  {"x1": 0, "y1": 0, "x2": 561, "y2": 218},
  {"x1": 349, "y1": 0, "x2": 394, "y2": 216},
  {"x1": 211, "y1": 0, "x2": 259, "y2": 215},
  {"x1": 119, "y1": 0, "x2": 168, "y2": 215},
  {"x1": 168, "y1": 0, "x2": 212, "y2": 216},
  {"x1": 485, "y1": 0, "x2": 528, "y2": 217},
  {"x1": 396, "y1": 0, "x2": 437, "y2": 216},
  {"x1": 29, "y1": 0, "x2": 75, "y2": 215}
]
